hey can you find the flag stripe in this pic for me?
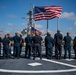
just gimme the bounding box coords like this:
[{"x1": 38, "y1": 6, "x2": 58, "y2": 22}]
[
  {"x1": 31, "y1": 27, "x2": 42, "y2": 35},
  {"x1": 34, "y1": 12, "x2": 61, "y2": 21},
  {"x1": 34, "y1": 6, "x2": 62, "y2": 21}
]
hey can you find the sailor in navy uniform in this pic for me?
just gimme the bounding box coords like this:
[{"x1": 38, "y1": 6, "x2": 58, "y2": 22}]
[
  {"x1": 0, "y1": 34, "x2": 2, "y2": 56},
  {"x1": 25, "y1": 33, "x2": 32, "y2": 59},
  {"x1": 45, "y1": 32, "x2": 54, "y2": 59},
  {"x1": 2, "y1": 34, "x2": 10, "y2": 59},
  {"x1": 7, "y1": 33, "x2": 12, "y2": 57},
  {"x1": 64, "y1": 32, "x2": 72, "y2": 59},
  {"x1": 54, "y1": 30, "x2": 63, "y2": 59},
  {"x1": 73, "y1": 36, "x2": 76, "y2": 59},
  {"x1": 20, "y1": 34, "x2": 24, "y2": 56},
  {"x1": 13, "y1": 32, "x2": 21, "y2": 59},
  {"x1": 32, "y1": 31, "x2": 43, "y2": 60}
]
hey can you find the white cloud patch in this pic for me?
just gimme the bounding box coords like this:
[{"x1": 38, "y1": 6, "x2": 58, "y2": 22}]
[
  {"x1": 7, "y1": 23, "x2": 17, "y2": 28},
  {"x1": 74, "y1": 21, "x2": 76, "y2": 26},
  {"x1": 60, "y1": 12, "x2": 76, "y2": 20},
  {"x1": 7, "y1": 14, "x2": 17, "y2": 18},
  {"x1": 40, "y1": 29, "x2": 55, "y2": 37},
  {"x1": 22, "y1": 23, "x2": 26, "y2": 26},
  {"x1": 68, "y1": 27, "x2": 72, "y2": 30},
  {"x1": 7, "y1": 23, "x2": 13, "y2": 26},
  {"x1": 35, "y1": 24, "x2": 43, "y2": 29},
  {"x1": 41, "y1": 30, "x2": 46, "y2": 33},
  {"x1": 1, "y1": 23, "x2": 22, "y2": 36}
]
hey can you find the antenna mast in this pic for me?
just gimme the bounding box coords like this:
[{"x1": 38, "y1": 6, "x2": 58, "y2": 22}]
[
  {"x1": 21, "y1": 4, "x2": 34, "y2": 35},
  {"x1": 27, "y1": 3, "x2": 34, "y2": 34}
]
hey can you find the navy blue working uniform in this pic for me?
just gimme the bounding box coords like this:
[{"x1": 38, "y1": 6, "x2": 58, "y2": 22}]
[
  {"x1": 20, "y1": 35, "x2": 24, "y2": 55},
  {"x1": 45, "y1": 32, "x2": 54, "y2": 59},
  {"x1": 2, "y1": 35, "x2": 10, "y2": 59},
  {"x1": 0, "y1": 37, "x2": 2, "y2": 56},
  {"x1": 25, "y1": 34, "x2": 32, "y2": 59},
  {"x1": 64, "y1": 32, "x2": 72, "y2": 59},
  {"x1": 13, "y1": 34, "x2": 21, "y2": 58},
  {"x1": 73, "y1": 36, "x2": 76, "y2": 59},
  {"x1": 8, "y1": 36, "x2": 13, "y2": 57},
  {"x1": 32, "y1": 33, "x2": 43, "y2": 60},
  {"x1": 7, "y1": 33, "x2": 13, "y2": 56},
  {"x1": 54, "y1": 30, "x2": 63, "y2": 59}
]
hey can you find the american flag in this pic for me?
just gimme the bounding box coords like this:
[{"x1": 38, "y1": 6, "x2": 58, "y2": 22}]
[
  {"x1": 31, "y1": 27, "x2": 42, "y2": 35},
  {"x1": 34, "y1": 6, "x2": 62, "y2": 21}
]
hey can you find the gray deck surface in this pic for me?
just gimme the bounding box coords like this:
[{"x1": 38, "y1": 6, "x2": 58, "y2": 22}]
[{"x1": 0, "y1": 46, "x2": 76, "y2": 75}]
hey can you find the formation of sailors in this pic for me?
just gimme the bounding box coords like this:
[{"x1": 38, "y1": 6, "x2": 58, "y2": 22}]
[{"x1": 0, "y1": 30, "x2": 76, "y2": 60}]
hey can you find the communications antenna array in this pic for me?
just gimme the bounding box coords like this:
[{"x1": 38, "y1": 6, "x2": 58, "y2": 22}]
[{"x1": 21, "y1": 4, "x2": 35, "y2": 35}]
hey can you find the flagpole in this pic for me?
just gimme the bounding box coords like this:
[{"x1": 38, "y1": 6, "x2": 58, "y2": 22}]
[
  {"x1": 32, "y1": 4, "x2": 36, "y2": 34},
  {"x1": 57, "y1": 18, "x2": 59, "y2": 30},
  {"x1": 47, "y1": 20, "x2": 48, "y2": 33}
]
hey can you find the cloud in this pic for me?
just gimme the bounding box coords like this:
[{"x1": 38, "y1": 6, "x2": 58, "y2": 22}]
[
  {"x1": 22, "y1": 23, "x2": 26, "y2": 26},
  {"x1": 35, "y1": 24, "x2": 43, "y2": 29},
  {"x1": 40, "y1": 29, "x2": 55, "y2": 37},
  {"x1": 74, "y1": 21, "x2": 76, "y2": 26},
  {"x1": 7, "y1": 14, "x2": 17, "y2": 18},
  {"x1": 0, "y1": 22, "x2": 21, "y2": 36},
  {"x1": 7, "y1": 23, "x2": 17, "y2": 28},
  {"x1": 0, "y1": 29, "x2": 10, "y2": 36},
  {"x1": 68, "y1": 27, "x2": 72, "y2": 31},
  {"x1": 7, "y1": 23, "x2": 13, "y2": 26},
  {"x1": 1, "y1": 28, "x2": 21, "y2": 36},
  {"x1": 60, "y1": 12, "x2": 76, "y2": 20}
]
